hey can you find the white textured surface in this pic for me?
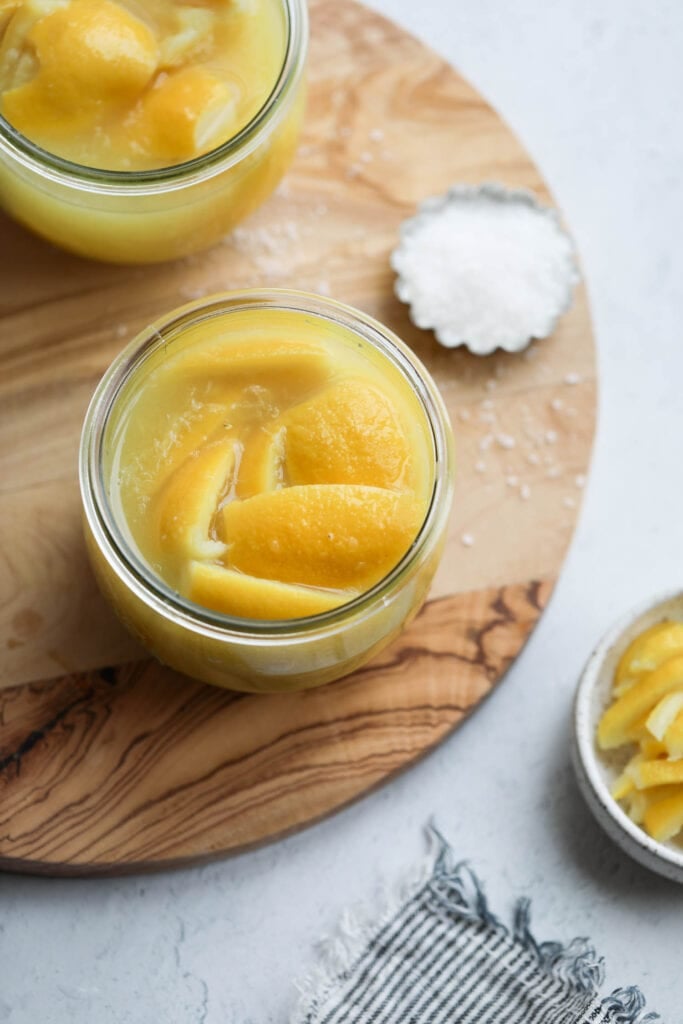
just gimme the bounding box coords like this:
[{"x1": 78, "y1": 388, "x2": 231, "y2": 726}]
[{"x1": 3, "y1": 1, "x2": 683, "y2": 1020}]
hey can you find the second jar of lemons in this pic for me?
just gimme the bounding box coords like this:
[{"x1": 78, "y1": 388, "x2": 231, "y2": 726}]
[{"x1": 0, "y1": 0, "x2": 307, "y2": 262}]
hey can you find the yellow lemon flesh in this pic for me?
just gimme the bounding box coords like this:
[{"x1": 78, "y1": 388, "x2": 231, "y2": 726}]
[
  {"x1": 0, "y1": 0, "x2": 285, "y2": 170},
  {"x1": 109, "y1": 308, "x2": 434, "y2": 622},
  {"x1": 598, "y1": 619, "x2": 683, "y2": 844}
]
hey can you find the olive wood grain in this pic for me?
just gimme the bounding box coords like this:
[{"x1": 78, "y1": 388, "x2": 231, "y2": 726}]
[{"x1": 0, "y1": 0, "x2": 595, "y2": 873}]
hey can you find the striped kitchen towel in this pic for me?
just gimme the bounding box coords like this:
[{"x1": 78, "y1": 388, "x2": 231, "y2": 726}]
[{"x1": 292, "y1": 830, "x2": 658, "y2": 1024}]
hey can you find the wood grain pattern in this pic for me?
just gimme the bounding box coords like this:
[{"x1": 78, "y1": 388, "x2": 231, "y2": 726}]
[
  {"x1": 0, "y1": 0, "x2": 595, "y2": 873},
  {"x1": 0, "y1": 582, "x2": 550, "y2": 874}
]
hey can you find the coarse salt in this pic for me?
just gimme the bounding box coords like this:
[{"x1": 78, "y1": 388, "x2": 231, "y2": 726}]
[
  {"x1": 497, "y1": 433, "x2": 516, "y2": 450},
  {"x1": 391, "y1": 183, "x2": 579, "y2": 355},
  {"x1": 461, "y1": 533, "x2": 475, "y2": 548}
]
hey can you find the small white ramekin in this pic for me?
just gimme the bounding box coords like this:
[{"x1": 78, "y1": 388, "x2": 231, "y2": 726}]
[{"x1": 572, "y1": 591, "x2": 683, "y2": 883}]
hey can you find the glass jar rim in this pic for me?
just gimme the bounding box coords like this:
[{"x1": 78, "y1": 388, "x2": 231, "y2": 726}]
[
  {"x1": 0, "y1": 0, "x2": 307, "y2": 194},
  {"x1": 80, "y1": 289, "x2": 455, "y2": 642}
]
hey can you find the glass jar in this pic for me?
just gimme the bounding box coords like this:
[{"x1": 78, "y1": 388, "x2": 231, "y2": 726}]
[
  {"x1": 79, "y1": 291, "x2": 455, "y2": 692},
  {"x1": 0, "y1": 0, "x2": 307, "y2": 264}
]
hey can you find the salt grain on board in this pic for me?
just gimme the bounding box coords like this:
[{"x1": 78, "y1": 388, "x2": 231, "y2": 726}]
[
  {"x1": 497, "y1": 433, "x2": 516, "y2": 449},
  {"x1": 461, "y1": 533, "x2": 475, "y2": 548}
]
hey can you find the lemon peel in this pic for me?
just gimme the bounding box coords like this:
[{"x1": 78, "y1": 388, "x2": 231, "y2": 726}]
[{"x1": 187, "y1": 562, "x2": 352, "y2": 620}]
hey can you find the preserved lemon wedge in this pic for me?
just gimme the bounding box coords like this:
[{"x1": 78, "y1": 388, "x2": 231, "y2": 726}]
[
  {"x1": 121, "y1": 399, "x2": 235, "y2": 499},
  {"x1": 598, "y1": 654, "x2": 683, "y2": 750},
  {"x1": 284, "y1": 379, "x2": 412, "y2": 489},
  {"x1": 174, "y1": 338, "x2": 333, "y2": 398},
  {"x1": 155, "y1": 439, "x2": 235, "y2": 563},
  {"x1": 235, "y1": 426, "x2": 285, "y2": 499},
  {"x1": 187, "y1": 562, "x2": 351, "y2": 620},
  {"x1": 614, "y1": 621, "x2": 683, "y2": 695},
  {"x1": 222, "y1": 484, "x2": 424, "y2": 591},
  {"x1": 3, "y1": 0, "x2": 158, "y2": 140},
  {"x1": 132, "y1": 67, "x2": 238, "y2": 162}
]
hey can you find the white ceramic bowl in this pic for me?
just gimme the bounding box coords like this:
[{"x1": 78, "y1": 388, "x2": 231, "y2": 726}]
[{"x1": 572, "y1": 591, "x2": 683, "y2": 883}]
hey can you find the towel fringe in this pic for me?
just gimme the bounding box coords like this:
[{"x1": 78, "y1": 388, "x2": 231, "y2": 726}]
[
  {"x1": 602, "y1": 986, "x2": 661, "y2": 1024},
  {"x1": 290, "y1": 826, "x2": 659, "y2": 1023}
]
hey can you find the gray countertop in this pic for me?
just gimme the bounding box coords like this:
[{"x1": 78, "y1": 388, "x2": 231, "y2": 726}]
[{"x1": 2, "y1": 0, "x2": 683, "y2": 1020}]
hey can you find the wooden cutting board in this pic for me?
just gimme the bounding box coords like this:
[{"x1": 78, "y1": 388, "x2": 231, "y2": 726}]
[{"x1": 0, "y1": 0, "x2": 596, "y2": 874}]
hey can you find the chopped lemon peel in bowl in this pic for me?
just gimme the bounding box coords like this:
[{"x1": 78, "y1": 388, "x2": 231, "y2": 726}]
[{"x1": 597, "y1": 620, "x2": 683, "y2": 844}]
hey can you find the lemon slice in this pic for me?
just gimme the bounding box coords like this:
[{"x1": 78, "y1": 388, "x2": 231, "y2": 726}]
[
  {"x1": 643, "y1": 786, "x2": 683, "y2": 842},
  {"x1": 156, "y1": 439, "x2": 235, "y2": 561},
  {"x1": 284, "y1": 378, "x2": 412, "y2": 488},
  {"x1": 222, "y1": 484, "x2": 424, "y2": 591},
  {"x1": 614, "y1": 620, "x2": 683, "y2": 695},
  {"x1": 597, "y1": 654, "x2": 683, "y2": 750},
  {"x1": 235, "y1": 426, "x2": 285, "y2": 499},
  {"x1": 187, "y1": 562, "x2": 351, "y2": 620}
]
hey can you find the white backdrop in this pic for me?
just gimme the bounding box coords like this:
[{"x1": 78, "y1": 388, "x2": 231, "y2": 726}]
[{"x1": 2, "y1": 1, "x2": 683, "y2": 1020}]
